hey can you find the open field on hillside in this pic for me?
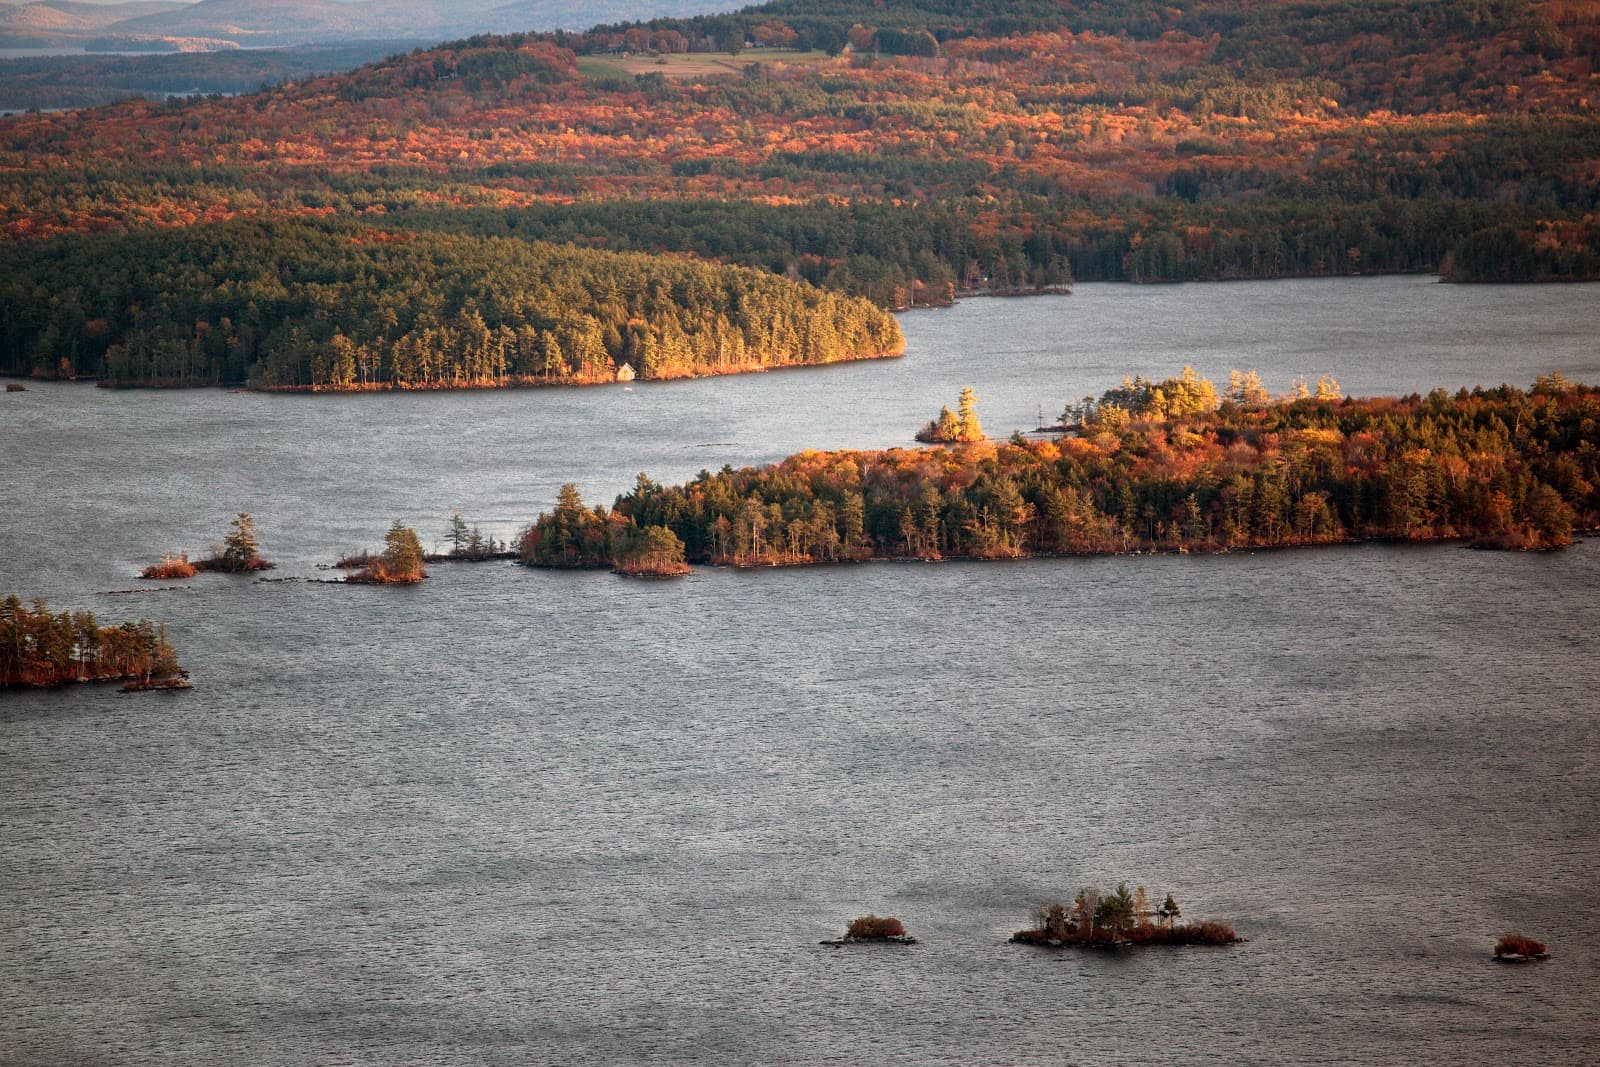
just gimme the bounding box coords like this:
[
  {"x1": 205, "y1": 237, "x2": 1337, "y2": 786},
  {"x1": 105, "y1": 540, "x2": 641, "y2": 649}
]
[{"x1": 577, "y1": 49, "x2": 833, "y2": 80}]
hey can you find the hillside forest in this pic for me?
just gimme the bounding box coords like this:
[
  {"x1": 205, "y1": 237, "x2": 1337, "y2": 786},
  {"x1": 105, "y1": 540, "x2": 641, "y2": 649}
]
[
  {"x1": 0, "y1": 219, "x2": 902, "y2": 386},
  {"x1": 0, "y1": 0, "x2": 1595, "y2": 357}
]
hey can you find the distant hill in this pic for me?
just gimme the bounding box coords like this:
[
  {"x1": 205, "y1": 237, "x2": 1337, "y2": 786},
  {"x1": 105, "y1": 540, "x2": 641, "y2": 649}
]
[
  {"x1": 1, "y1": 0, "x2": 754, "y2": 49},
  {"x1": 0, "y1": 0, "x2": 186, "y2": 33},
  {"x1": 482, "y1": 0, "x2": 750, "y2": 35},
  {"x1": 0, "y1": 0, "x2": 197, "y2": 47},
  {"x1": 38, "y1": 0, "x2": 188, "y2": 17},
  {"x1": 0, "y1": 40, "x2": 425, "y2": 109},
  {"x1": 106, "y1": 0, "x2": 399, "y2": 46}
]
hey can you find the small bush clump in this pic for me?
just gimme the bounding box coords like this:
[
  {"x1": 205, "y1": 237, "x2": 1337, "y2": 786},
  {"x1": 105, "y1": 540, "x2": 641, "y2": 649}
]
[
  {"x1": 140, "y1": 552, "x2": 196, "y2": 580},
  {"x1": 846, "y1": 915, "x2": 907, "y2": 940},
  {"x1": 1494, "y1": 934, "x2": 1548, "y2": 959}
]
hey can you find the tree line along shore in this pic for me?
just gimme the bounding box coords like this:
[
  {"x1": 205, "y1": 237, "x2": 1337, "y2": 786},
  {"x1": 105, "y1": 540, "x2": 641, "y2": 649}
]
[
  {"x1": 0, "y1": 219, "x2": 903, "y2": 389},
  {"x1": 26, "y1": 375, "x2": 1595, "y2": 690},
  {"x1": 518, "y1": 375, "x2": 1599, "y2": 574},
  {"x1": 1, "y1": 596, "x2": 185, "y2": 690},
  {"x1": 120, "y1": 374, "x2": 1600, "y2": 583}
]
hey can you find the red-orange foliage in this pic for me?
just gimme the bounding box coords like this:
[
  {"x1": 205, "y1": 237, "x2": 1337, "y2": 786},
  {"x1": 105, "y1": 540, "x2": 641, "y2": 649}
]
[
  {"x1": 140, "y1": 553, "x2": 196, "y2": 580},
  {"x1": 1494, "y1": 934, "x2": 1548, "y2": 958},
  {"x1": 1, "y1": 595, "x2": 185, "y2": 689},
  {"x1": 845, "y1": 915, "x2": 907, "y2": 940},
  {"x1": 0, "y1": 5, "x2": 1592, "y2": 253},
  {"x1": 345, "y1": 558, "x2": 426, "y2": 585},
  {"x1": 1134, "y1": 920, "x2": 1239, "y2": 947}
]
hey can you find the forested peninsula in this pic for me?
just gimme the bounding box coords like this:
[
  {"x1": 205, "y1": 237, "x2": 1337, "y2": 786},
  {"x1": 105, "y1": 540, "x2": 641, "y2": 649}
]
[
  {"x1": 520, "y1": 377, "x2": 1599, "y2": 571},
  {"x1": 1, "y1": 596, "x2": 186, "y2": 690},
  {"x1": 0, "y1": 219, "x2": 902, "y2": 388}
]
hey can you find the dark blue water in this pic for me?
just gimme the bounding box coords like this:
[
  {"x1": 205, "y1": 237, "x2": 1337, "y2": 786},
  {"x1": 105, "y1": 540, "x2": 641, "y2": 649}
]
[{"x1": 3, "y1": 279, "x2": 1598, "y2": 1064}]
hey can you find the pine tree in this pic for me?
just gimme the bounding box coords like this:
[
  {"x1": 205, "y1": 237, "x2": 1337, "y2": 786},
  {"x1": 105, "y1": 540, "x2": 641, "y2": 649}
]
[
  {"x1": 380, "y1": 521, "x2": 425, "y2": 581},
  {"x1": 957, "y1": 386, "x2": 983, "y2": 441},
  {"x1": 220, "y1": 513, "x2": 261, "y2": 571}
]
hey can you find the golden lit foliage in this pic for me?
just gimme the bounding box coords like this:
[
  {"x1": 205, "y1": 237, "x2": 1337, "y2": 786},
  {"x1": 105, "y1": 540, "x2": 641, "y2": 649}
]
[
  {"x1": 525, "y1": 381, "x2": 1600, "y2": 567},
  {"x1": 0, "y1": 1, "x2": 1595, "y2": 286}
]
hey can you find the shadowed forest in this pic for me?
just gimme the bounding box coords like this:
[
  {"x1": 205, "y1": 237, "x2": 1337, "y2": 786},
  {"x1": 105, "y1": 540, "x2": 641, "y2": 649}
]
[{"x1": 0, "y1": 218, "x2": 901, "y2": 386}]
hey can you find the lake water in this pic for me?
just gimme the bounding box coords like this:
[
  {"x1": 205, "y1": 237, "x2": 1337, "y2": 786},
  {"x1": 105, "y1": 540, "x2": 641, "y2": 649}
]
[{"x1": 2, "y1": 277, "x2": 1598, "y2": 1064}]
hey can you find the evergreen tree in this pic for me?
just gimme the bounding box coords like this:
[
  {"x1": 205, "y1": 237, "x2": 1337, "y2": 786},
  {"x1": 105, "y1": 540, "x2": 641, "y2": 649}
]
[
  {"x1": 957, "y1": 387, "x2": 983, "y2": 441},
  {"x1": 380, "y1": 521, "x2": 425, "y2": 581},
  {"x1": 220, "y1": 512, "x2": 261, "y2": 571}
]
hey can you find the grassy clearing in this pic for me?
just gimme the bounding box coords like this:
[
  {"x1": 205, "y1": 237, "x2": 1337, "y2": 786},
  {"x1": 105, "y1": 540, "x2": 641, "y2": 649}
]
[{"x1": 578, "y1": 50, "x2": 833, "y2": 80}]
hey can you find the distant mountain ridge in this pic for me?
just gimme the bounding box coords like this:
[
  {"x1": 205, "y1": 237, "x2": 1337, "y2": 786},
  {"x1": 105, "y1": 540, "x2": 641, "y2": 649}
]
[
  {"x1": 0, "y1": 0, "x2": 753, "y2": 49},
  {"x1": 0, "y1": 0, "x2": 186, "y2": 33}
]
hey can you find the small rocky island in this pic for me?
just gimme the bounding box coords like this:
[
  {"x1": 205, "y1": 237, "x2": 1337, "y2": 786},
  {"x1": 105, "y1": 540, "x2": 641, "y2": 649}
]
[
  {"x1": 1493, "y1": 934, "x2": 1549, "y2": 962},
  {"x1": 341, "y1": 521, "x2": 428, "y2": 584},
  {"x1": 141, "y1": 512, "x2": 274, "y2": 578},
  {"x1": 914, "y1": 387, "x2": 985, "y2": 444},
  {"x1": 1011, "y1": 884, "x2": 1240, "y2": 950},
  {"x1": 821, "y1": 915, "x2": 918, "y2": 947}
]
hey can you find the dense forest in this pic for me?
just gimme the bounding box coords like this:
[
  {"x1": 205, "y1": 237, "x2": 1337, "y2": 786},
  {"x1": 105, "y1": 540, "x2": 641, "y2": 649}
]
[
  {"x1": 0, "y1": 0, "x2": 1596, "y2": 302},
  {"x1": 0, "y1": 218, "x2": 902, "y2": 386},
  {"x1": 519, "y1": 376, "x2": 1599, "y2": 570},
  {"x1": 0, "y1": 595, "x2": 185, "y2": 689}
]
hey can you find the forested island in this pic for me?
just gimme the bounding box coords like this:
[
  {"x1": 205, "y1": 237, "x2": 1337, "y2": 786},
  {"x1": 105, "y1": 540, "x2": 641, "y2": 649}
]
[
  {"x1": 1012, "y1": 885, "x2": 1240, "y2": 950},
  {"x1": 142, "y1": 513, "x2": 272, "y2": 577},
  {"x1": 0, "y1": 0, "x2": 1595, "y2": 315},
  {"x1": 340, "y1": 522, "x2": 428, "y2": 584},
  {"x1": 0, "y1": 219, "x2": 902, "y2": 387},
  {"x1": 1, "y1": 596, "x2": 186, "y2": 690},
  {"x1": 518, "y1": 376, "x2": 1599, "y2": 571}
]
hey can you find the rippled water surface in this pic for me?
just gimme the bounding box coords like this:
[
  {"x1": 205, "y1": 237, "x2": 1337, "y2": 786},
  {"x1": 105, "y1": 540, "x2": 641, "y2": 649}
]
[{"x1": 3, "y1": 278, "x2": 1598, "y2": 1064}]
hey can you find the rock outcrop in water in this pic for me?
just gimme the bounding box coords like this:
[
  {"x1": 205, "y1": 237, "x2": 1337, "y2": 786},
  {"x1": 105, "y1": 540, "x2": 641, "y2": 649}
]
[{"x1": 821, "y1": 915, "x2": 918, "y2": 946}]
